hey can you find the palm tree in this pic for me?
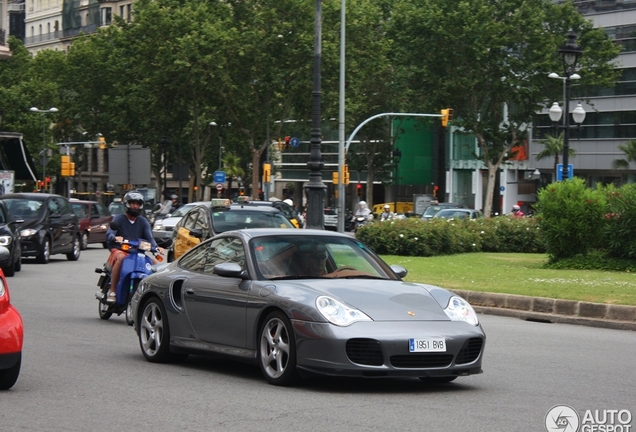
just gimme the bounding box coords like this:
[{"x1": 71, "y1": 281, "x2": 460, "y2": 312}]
[
  {"x1": 222, "y1": 153, "x2": 245, "y2": 198},
  {"x1": 536, "y1": 133, "x2": 576, "y2": 178},
  {"x1": 613, "y1": 139, "x2": 636, "y2": 169}
]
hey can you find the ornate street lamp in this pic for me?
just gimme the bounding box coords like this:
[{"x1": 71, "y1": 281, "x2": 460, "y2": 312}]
[
  {"x1": 548, "y1": 31, "x2": 584, "y2": 181},
  {"x1": 159, "y1": 137, "x2": 169, "y2": 197},
  {"x1": 304, "y1": 0, "x2": 327, "y2": 229},
  {"x1": 29, "y1": 106, "x2": 58, "y2": 191}
]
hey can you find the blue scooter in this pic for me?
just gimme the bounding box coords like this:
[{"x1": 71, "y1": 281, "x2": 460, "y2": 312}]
[{"x1": 94, "y1": 222, "x2": 165, "y2": 325}]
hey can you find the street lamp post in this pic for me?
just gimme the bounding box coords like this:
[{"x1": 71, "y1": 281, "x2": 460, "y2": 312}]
[
  {"x1": 548, "y1": 32, "x2": 585, "y2": 181},
  {"x1": 393, "y1": 148, "x2": 402, "y2": 215},
  {"x1": 29, "y1": 106, "x2": 58, "y2": 191},
  {"x1": 159, "y1": 137, "x2": 169, "y2": 198},
  {"x1": 305, "y1": 0, "x2": 327, "y2": 229}
]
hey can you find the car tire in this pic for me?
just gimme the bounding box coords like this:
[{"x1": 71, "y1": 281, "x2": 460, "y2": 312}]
[
  {"x1": 419, "y1": 376, "x2": 457, "y2": 384},
  {"x1": 138, "y1": 298, "x2": 187, "y2": 363},
  {"x1": 14, "y1": 255, "x2": 21, "y2": 272},
  {"x1": 80, "y1": 232, "x2": 89, "y2": 250},
  {"x1": 0, "y1": 353, "x2": 21, "y2": 390},
  {"x1": 36, "y1": 237, "x2": 50, "y2": 264},
  {"x1": 66, "y1": 235, "x2": 81, "y2": 261},
  {"x1": 258, "y1": 311, "x2": 299, "y2": 386},
  {"x1": 2, "y1": 263, "x2": 15, "y2": 277}
]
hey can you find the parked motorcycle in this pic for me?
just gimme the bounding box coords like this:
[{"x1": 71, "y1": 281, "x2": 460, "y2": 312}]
[{"x1": 94, "y1": 223, "x2": 165, "y2": 325}]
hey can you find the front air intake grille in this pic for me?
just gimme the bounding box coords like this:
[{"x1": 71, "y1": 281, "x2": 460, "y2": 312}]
[
  {"x1": 455, "y1": 338, "x2": 483, "y2": 364},
  {"x1": 390, "y1": 354, "x2": 453, "y2": 368},
  {"x1": 346, "y1": 338, "x2": 384, "y2": 366}
]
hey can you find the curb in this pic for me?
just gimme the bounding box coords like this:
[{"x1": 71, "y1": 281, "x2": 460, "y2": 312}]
[{"x1": 451, "y1": 289, "x2": 636, "y2": 331}]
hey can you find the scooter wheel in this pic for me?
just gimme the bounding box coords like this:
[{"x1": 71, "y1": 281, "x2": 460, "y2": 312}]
[{"x1": 98, "y1": 300, "x2": 113, "y2": 320}]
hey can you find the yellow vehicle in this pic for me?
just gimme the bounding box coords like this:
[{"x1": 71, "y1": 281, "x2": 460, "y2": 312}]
[
  {"x1": 171, "y1": 198, "x2": 295, "y2": 261},
  {"x1": 372, "y1": 202, "x2": 414, "y2": 217}
]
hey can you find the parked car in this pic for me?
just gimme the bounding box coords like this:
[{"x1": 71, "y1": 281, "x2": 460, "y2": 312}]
[
  {"x1": 432, "y1": 208, "x2": 482, "y2": 220},
  {"x1": 1, "y1": 193, "x2": 81, "y2": 263},
  {"x1": 0, "y1": 246, "x2": 23, "y2": 390},
  {"x1": 170, "y1": 198, "x2": 294, "y2": 261},
  {"x1": 421, "y1": 202, "x2": 467, "y2": 220},
  {"x1": 131, "y1": 229, "x2": 485, "y2": 386},
  {"x1": 70, "y1": 200, "x2": 113, "y2": 249},
  {"x1": 108, "y1": 199, "x2": 125, "y2": 215},
  {"x1": 324, "y1": 207, "x2": 338, "y2": 230},
  {"x1": 0, "y1": 201, "x2": 21, "y2": 277}
]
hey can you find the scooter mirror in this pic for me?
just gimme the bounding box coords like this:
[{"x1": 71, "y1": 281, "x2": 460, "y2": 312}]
[{"x1": 110, "y1": 221, "x2": 120, "y2": 230}]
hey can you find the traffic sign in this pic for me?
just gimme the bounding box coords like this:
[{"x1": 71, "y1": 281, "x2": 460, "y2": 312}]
[
  {"x1": 215, "y1": 183, "x2": 224, "y2": 191},
  {"x1": 214, "y1": 171, "x2": 226, "y2": 183},
  {"x1": 290, "y1": 137, "x2": 300, "y2": 147},
  {"x1": 556, "y1": 164, "x2": 574, "y2": 181}
]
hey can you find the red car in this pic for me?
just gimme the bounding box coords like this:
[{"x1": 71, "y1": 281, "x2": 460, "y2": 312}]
[
  {"x1": 70, "y1": 200, "x2": 113, "y2": 250},
  {"x1": 0, "y1": 246, "x2": 23, "y2": 390}
]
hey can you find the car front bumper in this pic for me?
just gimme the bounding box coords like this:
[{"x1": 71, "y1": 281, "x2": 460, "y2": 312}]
[{"x1": 291, "y1": 319, "x2": 485, "y2": 378}]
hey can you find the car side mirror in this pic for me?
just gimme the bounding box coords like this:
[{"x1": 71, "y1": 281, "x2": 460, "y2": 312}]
[
  {"x1": 390, "y1": 264, "x2": 407, "y2": 279},
  {"x1": 213, "y1": 262, "x2": 247, "y2": 279}
]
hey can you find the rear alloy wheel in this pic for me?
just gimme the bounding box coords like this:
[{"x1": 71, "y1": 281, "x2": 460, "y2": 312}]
[
  {"x1": 80, "y1": 232, "x2": 89, "y2": 250},
  {"x1": 258, "y1": 311, "x2": 299, "y2": 386},
  {"x1": 36, "y1": 238, "x2": 50, "y2": 264},
  {"x1": 66, "y1": 235, "x2": 81, "y2": 261},
  {"x1": 138, "y1": 298, "x2": 187, "y2": 363}
]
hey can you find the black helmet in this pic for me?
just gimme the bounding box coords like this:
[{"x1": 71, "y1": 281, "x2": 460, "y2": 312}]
[{"x1": 123, "y1": 191, "x2": 144, "y2": 216}]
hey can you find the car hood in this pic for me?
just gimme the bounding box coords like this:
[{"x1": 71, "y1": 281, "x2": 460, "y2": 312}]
[
  {"x1": 17, "y1": 217, "x2": 43, "y2": 229},
  {"x1": 159, "y1": 216, "x2": 183, "y2": 228},
  {"x1": 278, "y1": 279, "x2": 450, "y2": 322}
]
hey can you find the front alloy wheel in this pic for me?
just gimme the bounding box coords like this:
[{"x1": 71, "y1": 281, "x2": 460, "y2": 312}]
[
  {"x1": 138, "y1": 298, "x2": 186, "y2": 363},
  {"x1": 258, "y1": 311, "x2": 299, "y2": 386},
  {"x1": 66, "y1": 235, "x2": 81, "y2": 261}
]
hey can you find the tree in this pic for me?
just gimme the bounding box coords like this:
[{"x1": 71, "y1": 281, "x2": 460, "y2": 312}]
[
  {"x1": 221, "y1": 153, "x2": 245, "y2": 199},
  {"x1": 389, "y1": 0, "x2": 620, "y2": 216},
  {"x1": 536, "y1": 132, "x2": 576, "y2": 179},
  {"x1": 613, "y1": 139, "x2": 636, "y2": 170}
]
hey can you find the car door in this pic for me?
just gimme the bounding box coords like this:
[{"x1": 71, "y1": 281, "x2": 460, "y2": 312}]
[
  {"x1": 174, "y1": 208, "x2": 202, "y2": 260},
  {"x1": 179, "y1": 236, "x2": 249, "y2": 347},
  {"x1": 47, "y1": 197, "x2": 69, "y2": 252}
]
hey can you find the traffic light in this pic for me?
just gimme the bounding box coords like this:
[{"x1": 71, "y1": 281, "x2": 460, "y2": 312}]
[
  {"x1": 433, "y1": 185, "x2": 439, "y2": 198},
  {"x1": 263, "y1": 163, "x2": 271, "y2": 183},
  {"x1": 69, "y1": 162, "x2": 75, "y2": 176},
  {"x1": 98, "y1": 136, "x2": 106, "y2": 149},
  {"x1": 239, "y1": 186, "x2": 245, "y2": 196},
  {"x1": 440, "y1": 108, "x2": 453, "y2": 127},
  {"x1": 332, "y1": 171, "x2": 339, "y2": 185},
  {"x1": 278, "y1": 138, "x2": 283, "y2": 151},
  {"x1": 284, "y1": 136, "x2": 291, "y2": 149},
  {"x1": 61, "y1": 155, "x2": 71, "y2": 177},
  {"x1": 344, "y1": 165, "x2": 350, "y2": 185},
  {"x1": 45, "y1": 177, "x2": 51, "y2": 190},
  {"x1": 356, "y1": 183, "x2": 362, "y2": 197}
]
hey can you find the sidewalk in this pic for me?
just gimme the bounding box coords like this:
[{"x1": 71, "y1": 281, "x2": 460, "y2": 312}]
[{"x1": 452, "y1": 289, "x2": 636, "y2": 331}]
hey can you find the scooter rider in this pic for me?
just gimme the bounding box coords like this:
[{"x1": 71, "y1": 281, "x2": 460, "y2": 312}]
[
  {"x1": 105, "y1": 192, "x2": 163, "y2": 303},
  {"x1": 355, "y1": 201, "x2": 373, "y2": 221},
  {"x1": 380, "y1": 204, "x2": 392, "y2": 221}
]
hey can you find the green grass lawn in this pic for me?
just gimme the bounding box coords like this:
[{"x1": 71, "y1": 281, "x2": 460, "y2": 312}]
[{"x1": 381, "y1": 253, "x2": 636, "y2": 306}]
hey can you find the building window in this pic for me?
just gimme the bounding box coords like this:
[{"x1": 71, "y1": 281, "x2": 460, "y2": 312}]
[{"x1": 101, "y1": 7, "x2": 112, "y2": 26}]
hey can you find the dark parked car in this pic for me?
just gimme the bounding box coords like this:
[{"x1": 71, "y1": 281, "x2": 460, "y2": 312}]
[
  {"x1": 131, "y1": 229, "x2": 485, "y2": 386},
  {"x1": 0, "y1": 201, "x2": 21, "y2": 277},
  {"x1": 421, "y1": 202, "x2": 468, "y2": 220},
  {"x1": 70, "y1": 200, "x2": 113, "y2": 249},
  {"x1": 1, "y1": 193, "x2": 81, "y2": 263}
]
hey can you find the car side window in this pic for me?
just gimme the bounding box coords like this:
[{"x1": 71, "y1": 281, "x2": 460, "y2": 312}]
[
  {"x1": 182, "y1": 211, "x2": 199, "y2": 231},
  {"x1": 96, "y1": 204, "x2": 109, "y2": 216},
  {"x1": 48, "y1": 199, "x2": 61, "y2": 215},
  {"x1": 55, "y1": 198, "x2": 72, "y2": 215},
  {"x1": 179, "y1": 237, "x2": 245, "y2": 274}
]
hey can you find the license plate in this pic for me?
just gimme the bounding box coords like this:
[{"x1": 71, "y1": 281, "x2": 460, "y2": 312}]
[{"x1": 409, "y1": 338, "x2": 446, "y2": 352}]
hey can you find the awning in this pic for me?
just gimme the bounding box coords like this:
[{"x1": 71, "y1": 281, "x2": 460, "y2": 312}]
[{"x1": 0, "y1": 132, "x2": 39, "y2": 181}]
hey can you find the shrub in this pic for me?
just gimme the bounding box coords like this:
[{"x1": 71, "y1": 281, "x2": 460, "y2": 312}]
[
  {"x1": 602, "y1": 184, "x2": 636, "y2": 259},
  {"x1": 355, "y1": 216, "x2": 543, "y2": 256},
  {"x1": 535, "y1": 178, "x2": 606, "y2": 261}
]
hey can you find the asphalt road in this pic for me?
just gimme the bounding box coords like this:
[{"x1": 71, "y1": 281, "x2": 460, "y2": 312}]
[{"x1": 2, "y1": 246, "x2": 635, "y2": 431}]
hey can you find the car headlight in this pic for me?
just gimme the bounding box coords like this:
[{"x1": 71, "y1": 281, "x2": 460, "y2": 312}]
[
  {"x1": 20, "y1": 229, "x2": 38, "y2": 237},
  {"x1": 316, "y1": 296, "x2": 372, "y2": 326},
  {"x1": 0, "y1": 236, "x2": 12, "y2": 246},
  {"x1": 153, "y1": 221, "x2": 163, "y2": 230},
  {"x1": 444, "y1": 296, "x2": 479, "y2": 326}
]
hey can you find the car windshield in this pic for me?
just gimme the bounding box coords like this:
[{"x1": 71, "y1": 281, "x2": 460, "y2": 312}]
[
  {"x1": 170, "y1": 204, "x2": 197, "y2": 218},
  {"x1": 250, "y1": 234, "x2": 398, "y2": 281},
  {"x1": 4, "y1": 198, "x2": 45, "y2": 219},
  {"x1": 71, "y1": 203, "x2": 89, "y2": 219},
  {"x1": 212, "y1": 211, "x2": 294, "y2": 232},
  {"x1": 109, "y1": 203, "x2": 125, "y2": 215},
  {"x1": 422, "y1": 206, "x2": 444, "y2": 218},
  {"x1": 435, "y1": 210, "x2": 469, "y2": 219}
]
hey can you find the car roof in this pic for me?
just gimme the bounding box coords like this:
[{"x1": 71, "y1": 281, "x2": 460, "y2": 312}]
[
  {"x1": 1, "y1": 192, "x2": 62, "y2": 200},
  {"x1": 70, "y1": 200, "x2": 100, "y2": 205},
  {"x1": 234, "y1": 228, "x2": 350, "y2": 239}
]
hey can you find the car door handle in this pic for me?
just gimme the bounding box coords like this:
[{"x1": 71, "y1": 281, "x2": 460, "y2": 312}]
[{"x1": 185, "y1": 288, "x2": 194, "y2": 294}]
